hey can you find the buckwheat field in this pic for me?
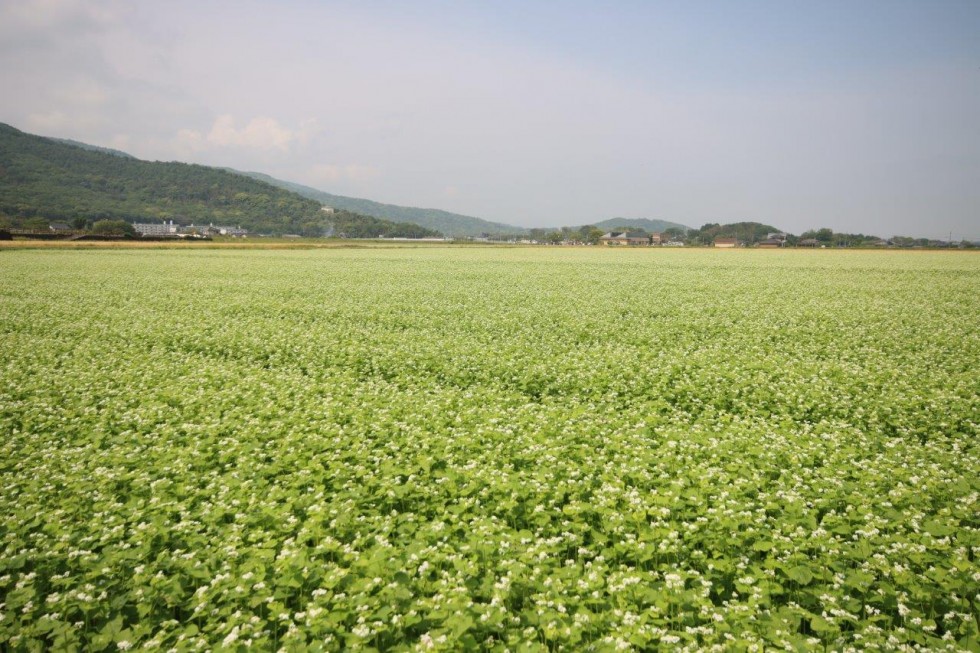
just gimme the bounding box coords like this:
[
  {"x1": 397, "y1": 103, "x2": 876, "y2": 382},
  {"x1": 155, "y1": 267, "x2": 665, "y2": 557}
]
[{"x1": 1, "y1": 247, "x2": 977, "y2": 651}]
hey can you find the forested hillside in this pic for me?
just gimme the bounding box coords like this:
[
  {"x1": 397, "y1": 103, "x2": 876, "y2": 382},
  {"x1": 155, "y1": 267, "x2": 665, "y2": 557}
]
[
  {"x1": 237, "y1": 171, "x2": 524, "y2": 237},
  {"x1": 590, "y1": 217, "x2": 690, "y2": 232},
  {"x1": 0, "y1": 123, "x2": 439, "y2": 238}
]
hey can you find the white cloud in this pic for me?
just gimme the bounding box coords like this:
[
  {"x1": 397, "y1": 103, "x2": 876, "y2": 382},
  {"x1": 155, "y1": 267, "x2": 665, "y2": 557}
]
[
  {"x1": 170, "y1": 115, "x2": 322, "y2": 157},
  {"x1": 206, "y1": 115, "x2": 294, "y2": 150},
  {"x1": 171, "y1": 115, "x2": 322, "y2": 154}
]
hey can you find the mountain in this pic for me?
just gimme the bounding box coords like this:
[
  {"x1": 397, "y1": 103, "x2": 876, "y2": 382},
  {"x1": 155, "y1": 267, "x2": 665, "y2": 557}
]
[
  {"x1": 235, "y1": 171, "x2": 526, "y2": 238},
  {"x1": 589, "y1": 217, "x2": 691, "y2": 233},
  {"x1": 0, "y1": 123, "x2": 439, "y2": 237}
]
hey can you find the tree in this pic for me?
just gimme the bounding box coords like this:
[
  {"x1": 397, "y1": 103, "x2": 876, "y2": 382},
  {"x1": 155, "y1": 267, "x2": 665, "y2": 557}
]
[
  {"x1": 580, "y1": 226, "x2": 604, "y2": 245},
  {"x1": 92, "y1": 219, "x2": 135, "y2": 236},
  {"x1": 528, "y1": 228, "x2": 549, "y2": 242},
  {"x1": 803, "y1": 228, "x2": 834, "y2": 244}
]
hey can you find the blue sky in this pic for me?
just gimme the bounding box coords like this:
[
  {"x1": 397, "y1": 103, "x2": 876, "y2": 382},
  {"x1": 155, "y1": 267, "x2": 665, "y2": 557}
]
[{"x1": 1, "y1": 0, "x2": 978, "y2": 237}]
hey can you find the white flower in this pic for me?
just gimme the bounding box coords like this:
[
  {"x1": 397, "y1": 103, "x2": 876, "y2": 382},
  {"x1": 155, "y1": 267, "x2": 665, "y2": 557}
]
[{"x1": 222, "y1": 626, "x2": 239, "y2": 647}]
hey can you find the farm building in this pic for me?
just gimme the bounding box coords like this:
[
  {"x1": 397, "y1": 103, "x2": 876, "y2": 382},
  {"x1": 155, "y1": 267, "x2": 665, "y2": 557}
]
[
  {"x1": 133, "y1": 221, "x2": 248, "y2": 238},
  {"x1": 134, "y1": 221, "x2": 181, "y2": 236},
  {"x1": 599, "y1": 231, "x2": 650, "y2": 246},
  {"x1": 758, "y1": 238, "x2": 783, "y2": 248},
  {"x1": 797, "y1": 238, "x2": 820, "y2": 247},
  {"x1": 713, "y1": 237, "x2": 738, "y2": 248},
  {"x1": 216, "y1": 225, "x2": 248, "y2": 237}
]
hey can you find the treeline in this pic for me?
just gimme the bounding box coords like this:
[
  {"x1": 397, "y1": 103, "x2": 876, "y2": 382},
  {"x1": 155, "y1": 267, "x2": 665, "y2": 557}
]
[
  {"x1": 328, "y1": 210, "x2": 441, "y2": 239},
  {"x1": 0, "y1": 123, "x2": 439, "y2": 238},
  {"x1": 686, "y1": 222, "x2": 780, "y2": 245},
  {"x1": 490, "y1": 221, "x2": 973, "y2": 248}
]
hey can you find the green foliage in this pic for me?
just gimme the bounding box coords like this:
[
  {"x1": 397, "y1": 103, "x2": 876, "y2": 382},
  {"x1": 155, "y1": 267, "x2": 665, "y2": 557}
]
[
  {"x1": 690, "y1": 221, "x2": 781, "y2": 245},
  {"x1": 579, "y1": 225, "x2": 604, "y2": 244},
  {"x1": 1, "y1": 248, "x2": 977, "y2": 651},
  {"x1": 799, "y1": 228, "x2": 888, "y2": 247},
  {"x1": 590, "y1": 217, "x2": 691, "y2": 233},
  {"x1": 20, "y1": 216, "x2": 49, "y2": 231},
  {"x1": 329, "y1": 210, "x2": 441, "y2": 239},
  {"x1": 0, "y1": 123, "x2": 439, "y2": 238},
  {"x1": 91, "y1": 219, "x2": 136, "y2": 236}
]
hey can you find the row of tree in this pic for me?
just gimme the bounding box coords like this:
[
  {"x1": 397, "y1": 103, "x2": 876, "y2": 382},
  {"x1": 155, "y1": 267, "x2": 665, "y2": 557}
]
[{"x1": 483, "y1": 221, "x2": 974, "y2": 248}]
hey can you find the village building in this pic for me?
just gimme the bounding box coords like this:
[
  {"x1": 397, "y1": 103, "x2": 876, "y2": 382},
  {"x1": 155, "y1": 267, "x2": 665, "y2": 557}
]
[
  {"x1": 133, "y1": 220, "x2": 181, "y2": 236},
  {"x1": 133, "y1": 221, "x2": 248, "y2": 238},
  {"x1": 599, "y1": 231, "x2": 651, "y2": 246},
  {"x1": 758, "y1": 238, "x2": 783, "y2": 248},
  {"x1": 216, "y1": 225, "x2": 248, "y2": 237},
  {"x1": 713, "y1": 237, "x2": 738, "y2": 248}
]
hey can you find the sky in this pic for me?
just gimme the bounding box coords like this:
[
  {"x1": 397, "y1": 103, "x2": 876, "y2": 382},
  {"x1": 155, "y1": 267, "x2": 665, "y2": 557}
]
[{"x1": 1, "y1": 0, "x2": 979, "y2": 238}]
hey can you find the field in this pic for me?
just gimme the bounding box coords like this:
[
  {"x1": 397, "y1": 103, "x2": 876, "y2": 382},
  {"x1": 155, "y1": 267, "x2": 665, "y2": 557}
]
[{"x1": 1, "y1": 247, "x2": 978, "y2": 651}]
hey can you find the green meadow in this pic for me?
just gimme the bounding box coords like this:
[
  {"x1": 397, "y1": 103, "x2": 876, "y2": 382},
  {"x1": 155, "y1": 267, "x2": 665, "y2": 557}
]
[{"x1": 1, "y1": 247, "x2": 977, "y2": 651}]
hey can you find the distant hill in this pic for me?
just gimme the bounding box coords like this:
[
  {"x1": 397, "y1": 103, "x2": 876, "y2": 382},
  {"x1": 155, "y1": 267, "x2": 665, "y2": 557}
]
[
  {"x1": 235, "y1": 171, "x2": 526, "y2": 238},
  {"x1": 0, "y1": 123, "x2": 439, "y2": 237},
  {"x1": 590, "y1": 217, "x2": 691, "y2": 233}
]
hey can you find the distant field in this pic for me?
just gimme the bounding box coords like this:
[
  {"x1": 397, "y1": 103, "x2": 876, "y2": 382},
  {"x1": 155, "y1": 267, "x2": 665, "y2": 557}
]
[{"x1": 1, "y1": 248, "x2": 977, "y2": 651}]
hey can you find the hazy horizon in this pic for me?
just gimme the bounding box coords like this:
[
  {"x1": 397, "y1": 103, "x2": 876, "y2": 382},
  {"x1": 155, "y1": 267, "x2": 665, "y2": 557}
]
[{"x1": 1, "y1": 0, "x2": 978, "y2": 239}]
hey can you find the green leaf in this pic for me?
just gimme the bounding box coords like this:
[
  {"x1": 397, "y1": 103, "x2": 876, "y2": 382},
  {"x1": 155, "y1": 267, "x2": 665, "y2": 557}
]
[
  {"x1": 924, "y1": 519, "x2": 954, "y2": 537},
  {"x1": 786, "y1": 565, "x2": 813, "y2": 585}
]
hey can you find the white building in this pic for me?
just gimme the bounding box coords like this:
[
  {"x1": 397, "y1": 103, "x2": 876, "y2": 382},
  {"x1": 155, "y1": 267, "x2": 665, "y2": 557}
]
[
  {"x1": 133, "y1": 221, "x2": 180, "y2": 236},
  {"x1": 133, "y1": 221, "x2": 248, "y2": 237}
]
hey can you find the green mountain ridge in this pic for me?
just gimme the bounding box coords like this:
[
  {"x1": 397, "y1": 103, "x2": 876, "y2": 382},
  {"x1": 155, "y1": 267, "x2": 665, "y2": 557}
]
[
  {"x1": 234, "y1": 171, "x2": 525, "y2": 238},
  {"x1": 589, "y1": 217, "x2": 692, "y2": 233},
  {"x1": 0, "y1": 123, "x2": 438, "y2": 238}
]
